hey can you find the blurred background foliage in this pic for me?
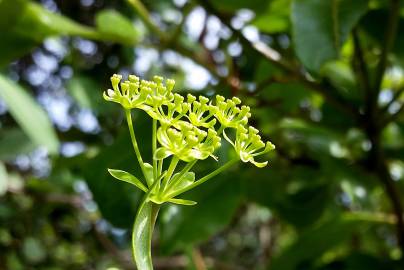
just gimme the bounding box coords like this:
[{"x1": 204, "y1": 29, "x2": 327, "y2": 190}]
[{"x1": 0, "y1": 0, "x2": 404, "y2": 269}]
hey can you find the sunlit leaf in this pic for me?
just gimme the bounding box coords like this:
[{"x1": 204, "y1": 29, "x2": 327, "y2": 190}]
[
  {"x1": 0, "y1": 75, "x2": 59, "y2": 154},
  {"x1": 291, "y1": 0, "x2": 368, "y2": 71},
  {"x1": 108, "y1": 169, "x2": 148, "y2": 192},
  {"x1": 95, "y1": 9, "x2": 140, "y2": 45}
]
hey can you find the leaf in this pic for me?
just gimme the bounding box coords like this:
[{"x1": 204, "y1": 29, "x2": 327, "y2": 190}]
[
  {"x1": 252, "y1": 0, "x2": 291, "y2": 33},
  {"x1": 0, "y1": 128, "x2": 36, "y2": 161},
  {"x1": 95, "y1": 9, "x2": 140, "y2": 45},
  {"x1": 0, "y1": 0, "x2": 38, "y2": 66},
  {"x1": 83, "y1": 116, "x2": 152, "y2": 227},
  {"x1": 291, "y1": 0, "x2": 368, "y2": 71},
  {"x1": 168, "y1": 198, "x2": 197, "y2": 206},
  {"x1": 13, "y1": 1, "x2": 99, "y2": 41},
  {"x1": 154, "y1": 147, "x2": 172, "y2": 160},
  {"x1": 159, "y1": 174, "x2": 242, "y2": 253},
  {"x1": 361, "y1": 9, "x2": 404, "y2": 65},
  {"x1": 82, "y1": 132, "x2": 140, "y2": 227},
  {"x1": 0, "y1": 75, "x2": 59, "y2": 154},
  {"x1": 170, "y1": 171, "x2": 195, "y2": 191},
  {"x1": 0, "y1": 0, "x2": 100, "y2": 66},
  {"x1": 210, "y1": 0, "x2": 268, "y2": 12},
  {"x1": 107, "y1": 169, "x2": 148, "y2": 192},
  {"x1": 143, "y1": 162, "x2": 154, "y2": 187},
  {"x1": 270, "y1": 212, "x2": 396, "y2": 270},
  {"x1": 66, "y1": 76, "x2": 103, "y2": 112}
]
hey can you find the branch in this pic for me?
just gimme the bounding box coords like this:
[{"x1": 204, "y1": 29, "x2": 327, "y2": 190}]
[
  {"x1": 352, "y1": 28, "x2": 371, "y2": 99},
  {"x1": 373, "y1": 0, "x2": 400, "y2": 93}
]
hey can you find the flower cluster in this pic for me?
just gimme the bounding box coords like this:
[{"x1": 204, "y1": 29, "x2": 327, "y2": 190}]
[{"x1": 103, "y1": 74, "x2": 274, "y2": 166}]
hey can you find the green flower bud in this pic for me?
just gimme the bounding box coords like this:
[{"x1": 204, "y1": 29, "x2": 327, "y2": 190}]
[
  {"x1": 227, "y1": 125, "x2": 275, "y2": 168},
  {"x1": 212, "y1": 95, "x2": 251, "y2": 129}
]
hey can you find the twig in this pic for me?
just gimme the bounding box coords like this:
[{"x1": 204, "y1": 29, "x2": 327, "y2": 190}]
[{"x1": 191, "y1": 248, "x2": 207, "y2": 270}]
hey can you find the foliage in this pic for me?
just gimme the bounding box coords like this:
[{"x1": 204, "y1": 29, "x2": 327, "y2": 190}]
[{"x1": 1, "y1": 0, "x2": 404, "y2": 269}]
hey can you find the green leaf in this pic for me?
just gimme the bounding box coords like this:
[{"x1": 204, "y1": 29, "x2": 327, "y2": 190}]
[
  {"x1": 83, "y1": 130, "x2": 144, "y2": 227},
  {"x1": 270, "y1": 213, "x2": 393, "y2": 270},
  {"x1": 0, "y1": 128, "x2": 36, "y2": 161},
  {"x1": 210, "y1": 0, "x2": 268, "y2": 12},
  {"x1": 107, "y1": 169, "x2": 148, "y2": 192},
  {"x1": 361, "y1": 9, "x2": 404, "y2": 65},
  {"x1": 291, "y1": 0, "x2": 368, "y2": 71},
  {"x1": 171, "y1": 171, "x2": 195, "y2": 191},
  {"x1": 0, "y1": 75, "x2": 59, "y2": 154},
  {"x1": 66, "y1": 76, "x2": 103, "y2": 112},
  {"x1": 252, "y1": 0, "x2": 291, "y2": 33},
  {"x1": 0, "y1": 0, "x2": 38, "y2": 66},
  {"x1": 143, "y1": 163, "x2": 154, "y2": 187},
  {"x1": 95, "y1": 9, "x2": 140, "y2": 45},
  {"x1": 160, "y1": 174, "x2": 242, "y2": 253},
  {"x1": 13, "y1": 1, "x2": 100, "y2": 41},
  {"x1": 168, "y1": 198, "x2": 197, "y2": 206},
  {"x1": 154, "y1": 147, "x2": 172, "y2": 160}
]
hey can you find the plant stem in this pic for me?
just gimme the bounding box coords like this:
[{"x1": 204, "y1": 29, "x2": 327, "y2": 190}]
[
  {"x1": 158, "y1": 159, "x2": 163, "y2": 176},
  {"x1": 152, "y1": 119, "x2": 158, "y2": 179},
  {"x1": 125, "y1": 109, "x2": 147, "y2": 178},
  {"x1": 168, "y1": 158, "x2": 239, "y2": 198},
  {"x1": 132, "y1": 195, "x2": 160, "y2": 270},
  {"x1": 126, "y1": 0, "x2": 167, "y2": 40},
  {"x1": 161, "y1": 156, "x2": 179, "y2": 191},
  {"x1": 166, "y1": 160, "x2": 197, "y2": 192}
]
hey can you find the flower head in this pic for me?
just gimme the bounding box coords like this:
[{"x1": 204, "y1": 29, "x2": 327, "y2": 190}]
[
  {"x1": 145, "y1": 75, "x2": 175, "y2": 107},
  {"x1": 185, "y1": 94, "x2": 217, "y2": 128},
  {"x1": 228, "y1": 125, "x2": 275, "y2": 168},
  {"x1": 154, "y1": 123, "x2": 221, "y2": 162},
  {"x1": 103, "y1": 74, "x2": 149, "y2": 109},
  {"x1": 211, "y1": 95, "x2": 251, "y2": 129}
]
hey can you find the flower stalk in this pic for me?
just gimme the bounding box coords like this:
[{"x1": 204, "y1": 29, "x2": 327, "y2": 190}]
[{"x1": 104, "y1": 74, "x2": 275, "y2": 269}]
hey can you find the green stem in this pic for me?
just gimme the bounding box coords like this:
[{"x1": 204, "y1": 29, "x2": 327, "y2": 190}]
[
  {"x1": 161, "y1": 156, "x2": 179, "y2": 191},
  {"x1": 132, "y1": 195, "x2": 160, "y2": 270},
  {"x1": 125, "y1": 109, "x2": 147, "y2": 178},
  {"x1": 126, "y1": 0, "x2": 167, "y2": 40},
  {"x1": 166, "y1": 160, "x2": 197, "y2": 192},
  {"x1": 152, "y1": 119, "x2": 158, "y2": 179},
  {"x1": 158, "y1": 159, "x2": 163, "y2": 176},
  {"x1": 168, "y1": 158, "x2": 239, "y2": 198}
]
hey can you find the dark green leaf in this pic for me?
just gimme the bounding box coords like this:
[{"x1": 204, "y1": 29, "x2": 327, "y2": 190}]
[
  {"x1": 0, "y1": 128, "x2": 36, "y2": 161},
  {"x1": 291, "y1": 0, "x2": 368, "y2": 71},
  {"x1": 159, "y1": 173, "x2": 242, "y2": 253}
]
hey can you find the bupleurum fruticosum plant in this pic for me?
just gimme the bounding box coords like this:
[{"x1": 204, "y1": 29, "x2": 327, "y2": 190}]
[{"x1": 103, "y1": 74, "x2": 275, "y2": 270}]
